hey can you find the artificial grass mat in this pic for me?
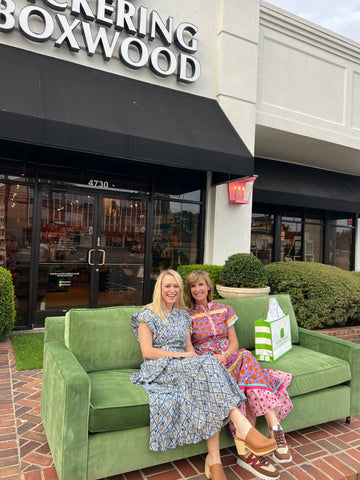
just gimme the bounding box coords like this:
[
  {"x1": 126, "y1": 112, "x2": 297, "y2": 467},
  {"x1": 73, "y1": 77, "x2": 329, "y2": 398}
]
[{"x1": 10, "y1": 333, "x2": 44, "y2": 370}]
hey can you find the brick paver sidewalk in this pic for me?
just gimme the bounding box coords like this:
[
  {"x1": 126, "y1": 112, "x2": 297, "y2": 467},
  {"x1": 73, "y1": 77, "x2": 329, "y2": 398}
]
[{"x1": 1, "y1": 337, "x2": 360, "y2": 480}]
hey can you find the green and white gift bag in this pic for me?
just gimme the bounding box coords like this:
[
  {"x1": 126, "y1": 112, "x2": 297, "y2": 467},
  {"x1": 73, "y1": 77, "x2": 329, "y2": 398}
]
[{"x1": 255, "y1": 298, "x2": 292, "y2": 362}]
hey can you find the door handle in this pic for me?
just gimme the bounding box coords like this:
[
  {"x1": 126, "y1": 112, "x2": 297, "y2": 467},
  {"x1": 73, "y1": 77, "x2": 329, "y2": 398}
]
[
  {"x1": 99, "y1": 249, "x2": 105, "y2": 266},
  {"x1": 88, "y1": 249, "x2": 95, "y2": 265}
]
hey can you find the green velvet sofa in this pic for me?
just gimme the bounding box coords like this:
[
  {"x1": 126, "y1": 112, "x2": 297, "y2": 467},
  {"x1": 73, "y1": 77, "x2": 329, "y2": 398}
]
[{"x1": 41, "y1": 294, "x2": 360, "y2": 480}]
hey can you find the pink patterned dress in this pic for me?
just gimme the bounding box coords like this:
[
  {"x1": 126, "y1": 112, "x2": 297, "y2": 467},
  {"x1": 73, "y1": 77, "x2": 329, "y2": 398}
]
[{"x1": 190, "y1": 302, "x2": 293, "y2": 429}]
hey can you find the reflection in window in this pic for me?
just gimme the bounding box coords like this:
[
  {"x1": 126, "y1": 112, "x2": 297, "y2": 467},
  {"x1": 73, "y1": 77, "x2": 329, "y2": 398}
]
[
  {"x1": 330, "y1": 218, "x2": 353, "y2": 271},
  {"x1": 0, "y1": 183, "x2": 33, "y2": 326},
  {"x1": 166, "y1": 190, "x2": 201, "y2": 202},
  {"x1": 251, "y1": 213, "x2": 274, "y2": 265},
  {"x1": 152, "y1": 199, "x2": 200, "y2": 274},
  {"x1": 99, "y1": 197, "x2": 146, "y2": 307},
  {"x1": 304, "y1": 218, "x2": 323, "y2": 263},
  {"x1": 281, "y1": 217, "x2": 302, "y2": 262}
]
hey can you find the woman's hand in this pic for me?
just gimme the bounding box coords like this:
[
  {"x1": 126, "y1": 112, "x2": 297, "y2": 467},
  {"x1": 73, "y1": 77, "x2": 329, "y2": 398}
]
[
  {"x1": 184, "y1": 330, "x2": 197, "y2": 357},
  {"x1": 213, "y1": 353, "x2": 228, "y2": 365},
  {"x1": 139, "y1": 324, "x2": 198, "y2": 360},
  {"x1": 181, "y1": 351, "x2": 197, "y2": 357},
  {"x1": 175, "y1": 351, "x2": 197, "y2": 358},
  {"x1": 213, "y1": 325, "x2": 239, "y2": 364}
]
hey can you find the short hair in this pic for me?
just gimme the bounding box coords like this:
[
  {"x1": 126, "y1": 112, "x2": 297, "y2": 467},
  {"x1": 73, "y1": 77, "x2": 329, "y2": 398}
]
[{"x1": 185, "y1": 269, "x2": 214, "y2": 310}]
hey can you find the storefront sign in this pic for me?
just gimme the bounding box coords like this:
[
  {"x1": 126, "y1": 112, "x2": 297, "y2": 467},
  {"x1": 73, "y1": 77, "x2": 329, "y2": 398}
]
[{"x1": 0, "y1": 0, "x2": 201, "y2": 83}]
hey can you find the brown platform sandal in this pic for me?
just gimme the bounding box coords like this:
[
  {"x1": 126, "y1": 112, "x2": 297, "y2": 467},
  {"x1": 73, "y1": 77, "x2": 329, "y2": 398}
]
[
  {"x1": 204, "y1": 461, "x2": 227, "y2": 480},
  {"x1": 235, "y1": 427, "x2": 277, "y2": 456}
]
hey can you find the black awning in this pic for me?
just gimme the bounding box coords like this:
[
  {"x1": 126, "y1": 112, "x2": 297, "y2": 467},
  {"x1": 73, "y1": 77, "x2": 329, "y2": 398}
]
[
  {"x1": 0, "y1": 44, "x2": 253, "y2": 180},
  {"x1": 254, "y1": 158, "x2": 360, "y2": 213}
]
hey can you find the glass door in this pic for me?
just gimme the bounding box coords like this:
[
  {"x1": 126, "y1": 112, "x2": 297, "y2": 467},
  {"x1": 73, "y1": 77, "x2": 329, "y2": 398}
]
[
  {"x1": 36, "y1": 189, "x2": 147, "y2": 321},
  {"x1": 37, "y1": 190, "x2": 95, "y2": 312},
  {"x1": 96, "y1": 196, "x2": 146, "y2": 307}
]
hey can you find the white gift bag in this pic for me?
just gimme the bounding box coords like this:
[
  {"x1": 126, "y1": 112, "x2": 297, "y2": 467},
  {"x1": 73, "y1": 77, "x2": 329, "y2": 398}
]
[{"x1": 255, "y1": 298, "x2": 292, "y2": 362}]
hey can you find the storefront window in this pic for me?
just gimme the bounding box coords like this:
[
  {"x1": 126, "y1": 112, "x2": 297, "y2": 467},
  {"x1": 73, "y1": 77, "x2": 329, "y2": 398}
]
[
  {"x1": 251, "y1": 213, "x2": 274, "y2": 265},
  {"x1": 0, "y1": 182, "x2": 33, "y2": 326},
  {"x1": 281, "y1": 216, "x2": 302, "y2": 261},
  {"x1": 152, "y1": 199, "x2": 200, "y2": 275},
  {"x1": 304, "y1": 218, "x2": 323, "y2": 263},
  {"x1": 0, "y1": 148, "x2": 206, "y2": 328},
  {"x1": 330, "y1": 218, "x2": 354, "y2": 271}
]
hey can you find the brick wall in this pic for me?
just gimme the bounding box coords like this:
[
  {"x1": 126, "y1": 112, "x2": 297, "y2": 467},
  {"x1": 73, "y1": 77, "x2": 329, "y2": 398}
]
[{"x1": 315, "y1": 326, "x2": 360, "y2": 344}]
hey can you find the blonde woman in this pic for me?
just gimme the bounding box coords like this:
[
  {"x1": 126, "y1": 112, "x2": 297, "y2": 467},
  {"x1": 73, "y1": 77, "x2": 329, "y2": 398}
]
[{"x1": 130, "y1": 269, "x2": 277, "y2": 480}]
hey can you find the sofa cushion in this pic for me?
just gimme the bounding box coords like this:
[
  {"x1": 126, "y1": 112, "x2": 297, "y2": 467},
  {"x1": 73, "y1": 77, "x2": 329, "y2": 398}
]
[
  {"x1": 88, "y1": 369, "x2": 149, "y2": 433},
  {"x1": 221, "y1": 294, "x2": 300, "y2": 350},
  {"x1": 88, "y1": 346, "x2": 350, "y2": 434},
  {"x1": 65, "y1": 306, "x2": 143, "y2": 372},
  {"x1": 258, "y1": 345, "x2": 351, "y2": 397}
]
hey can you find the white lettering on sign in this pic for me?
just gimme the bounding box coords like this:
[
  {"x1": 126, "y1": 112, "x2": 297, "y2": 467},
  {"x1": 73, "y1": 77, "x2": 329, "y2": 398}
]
[
  {"x1": 18, "y1": 6, "x2": 54, "y2": 42},
  {"x1": 0, "y1": 0, "x2": 201, "y2": 83},
  {"x1": 0, "y1": 0, "x2": 16, "y2": 30},
  {"x1": 88, "y1": 179, "x2": 109, "y2": 188}
]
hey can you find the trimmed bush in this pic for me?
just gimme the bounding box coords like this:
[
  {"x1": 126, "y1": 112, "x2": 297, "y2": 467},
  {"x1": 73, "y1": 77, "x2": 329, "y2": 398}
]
[
  {"x1": 0, "y1": 267, "x2": 16, "y2": 340},
  {"x1": 219, "y1": 253, "x2": 268, "y2": 288},
  {"x1": 266, "y1": 262, "x2": 360, "y2": 330},
  {"x1": 177, "y1": 264, "x2": 223, "y2": 299}
]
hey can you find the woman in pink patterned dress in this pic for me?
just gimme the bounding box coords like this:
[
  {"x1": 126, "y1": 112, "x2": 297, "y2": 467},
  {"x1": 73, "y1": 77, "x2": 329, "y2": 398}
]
[{"x1": 185, "y1": 270, "x2": 293, "y2": 480}]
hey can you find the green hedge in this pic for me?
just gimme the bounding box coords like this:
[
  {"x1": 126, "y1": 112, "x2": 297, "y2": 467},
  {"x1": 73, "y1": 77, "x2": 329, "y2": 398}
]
[
  {"x1": 0, "y1": 267, "x2": 16, "y2": 341},
  {"x1": 177, "y1": 264, "x2": 223, "y2": 299},
  {"x1": 266, "y1": 262, "x2": 360, "y2": 330}
]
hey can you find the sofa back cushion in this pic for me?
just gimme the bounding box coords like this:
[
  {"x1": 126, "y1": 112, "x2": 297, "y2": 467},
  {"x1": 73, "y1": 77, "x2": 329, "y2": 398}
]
[
  {"x1": 65, "y1": 306, "x2": 143, "y2": 372},
  {"x1": 221, "y1": 294, "x2": 299, "y2": 350}
]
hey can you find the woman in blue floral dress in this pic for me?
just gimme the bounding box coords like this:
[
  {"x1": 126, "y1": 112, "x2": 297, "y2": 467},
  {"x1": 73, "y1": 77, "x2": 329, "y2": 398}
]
[{"x1": 130, "y1": 269, "x2": 277, "y2": 480}]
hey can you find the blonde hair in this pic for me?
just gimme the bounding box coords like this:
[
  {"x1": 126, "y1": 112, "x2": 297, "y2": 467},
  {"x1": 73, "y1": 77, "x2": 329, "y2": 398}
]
[
  {"x1": 185, "y1": 270, "x2": 214, "y2": 310},
  {"x1": 144, "y1": 269, "x2": 186, "y2": 323}
]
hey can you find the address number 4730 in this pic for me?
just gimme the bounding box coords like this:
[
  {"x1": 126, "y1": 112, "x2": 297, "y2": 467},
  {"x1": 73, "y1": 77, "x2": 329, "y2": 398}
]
[{"x1": 88, "y1": 179, "x2": 109, "y2": 188}]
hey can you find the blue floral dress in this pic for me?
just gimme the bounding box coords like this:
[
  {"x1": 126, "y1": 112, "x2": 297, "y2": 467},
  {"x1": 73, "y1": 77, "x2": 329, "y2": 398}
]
[{"x1": 130, "y1": 307, "x2": 246, "y2": 452}]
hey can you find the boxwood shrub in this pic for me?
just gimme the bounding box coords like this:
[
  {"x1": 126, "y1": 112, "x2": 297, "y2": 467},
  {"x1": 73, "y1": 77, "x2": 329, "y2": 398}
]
[
  {"x1": 219, "y1": 253, "x2": 268, "y2": 288},
  {"x1": 177, "y1": 264, "x2": 223, "y2": 299},
  {"x1": 0, "y1": 267, "x2": 16, "y2": 340},
  {"x1": 266, "y1": 262, "x2": 360, "y2": 330}
]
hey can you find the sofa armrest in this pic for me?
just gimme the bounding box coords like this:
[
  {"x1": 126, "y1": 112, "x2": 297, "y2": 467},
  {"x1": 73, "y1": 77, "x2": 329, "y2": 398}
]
[
  {"x1": 298, "y1": 327, "x2": 360, "y2": 415},
  {"x1": 44, "y1": 316, "x2": 65, "y2": 344},
  {"x1": 41, "y1": 341, "x2": 90, "y2": 480}
]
